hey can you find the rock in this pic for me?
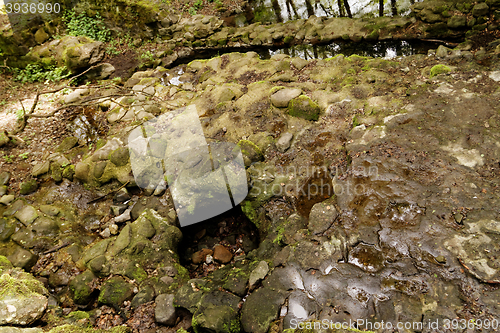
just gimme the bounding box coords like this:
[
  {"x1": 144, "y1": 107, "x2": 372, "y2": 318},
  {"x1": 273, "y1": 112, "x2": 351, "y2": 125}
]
[
  {"x1": 7, "y1": 247, "x2": 38, "y2": 270},
  {"x1": 64, "y1": 40, "x2": 105, "y2": 71},
  {"x1": 0, "y1": 195, "x2": 15, "y2": 205},
  {"x1": 435, "y1": 45, "x2": 451, "y2": 58},
  {"x1": 56, "y1": 137, "x2": 78, "y2": 153},
  {"x1": 213, "y1": 245, "x2": 233, "y2": 263},
  {"x1": 291, "y1": 58, "x2": 309, "y2": 70},
  {"x1": 154, "y1": 294, "x2": 176, "y2": 326},
  {"x1": 241, "y1": 287, "x2": 285, "y2": 333},
  {"x1": 270, "y1": 88, "x2": 302, "y2": 108},
  {"x1": 0, "y1": 172, "x2": 10, "y2": 185},
  {"x1": 0, "y1": 186, "x2": 6, "y2": 196},
  {"x1": 0, "y1": 130, "x2": 9, "y2": 147},
  {"x1": 236, "y1": 140, "x2": 264, "y2": 167},
  {"x1": 31, "y1": 161, "x2": 50, "y2": 177},
  {"x1": 447, "y1": 15, "x2": 467, "y2": 29},
  {"x1": 14, "y1": 205, "x2": 38, "y2": 226},
  {"x1": 39, "y1": 205, "x2": 60, "y2": 216},
  {"x1": 69, "y1": 270, "x2": 96, "y2": 305},
  {"x1": 489, "y1": 71, "x2": 500, "y2": 82},
  {"x1": 472, "y1": 3, "x2": 489, "y2": 17},
  {"x1": 0, "y1": 218, "x2": 15, "y2": 241},
  {"x1": 131, "y1": 285, "x2": 155, "y2": 309},
  {"x1": 276, "y1": 132, "x2": 293, "y2": 153},
  {"x1": 19, "y1": 179, "x2": 38, "y2": 195},
  {"x1": 98, "y1": 276, "x2": 135, "y2": 309},
  {"x1": 288, "y1": 95, "x2": 321, "y2": 121},
  {"x1": 308, "y1": 198, "x2": 338, "y2": 234},
  {"x1": 191, "y1": 291, "x2": 241, "y2": 333},
  {"x1": 192, "y1": 248, "x2": 213, "y2": 264},
  {"x1": 109, "y1": 147, "x2": 130, "y2": 167},
  {"x1": 430, "y1": 64, "x2": 451, "y2": 78},
  {"x1": 0, "y1": 257, "x2": 48, "y2": 325},
  {"x1": 114, "y1": 209, "x2": 131, "y2": 223},
  {"x1": 64, "y1": 88, "x2": 89, "y2": 104},
  {"x1": 86, "y1": 63, "x2": 115, "y2": 80},
  {"x1": 248, "y1": 260, "x2": 269, "y2": 289},
  {"x1": 34, "y1": 28, "x2": 49, "y2": 44}
]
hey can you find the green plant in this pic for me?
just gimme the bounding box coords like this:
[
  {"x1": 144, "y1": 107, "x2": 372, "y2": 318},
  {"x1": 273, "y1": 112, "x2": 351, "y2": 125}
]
[
  {"x1": 140, "y1": 50, "x2": 154, "y2": 62},
  {"x1": 18, "y1": 152, "x2": 29, "y2": 159},
  {"x1": 14, "y1": 64, "x2": 69, "y2": 83},
  {"x1": 64, "y1": 10, "x2": 110, "y2": 42},
  {"x1": 3, "y1": 155, "x2": 14, "y2": 163},
  {"x1": 194, "y1": 0, "x2": 203, "y2": 9},
  {"x1": 188, "y1": 6, "x2": 197, "y2": 15}
]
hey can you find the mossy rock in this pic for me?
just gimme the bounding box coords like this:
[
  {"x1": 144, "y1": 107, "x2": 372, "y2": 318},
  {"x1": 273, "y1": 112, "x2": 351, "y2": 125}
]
[
  {"x1": 56, "y1": 137, "x2": 79, "y2": 153},
  {"x1": 236, "y1": 140, "x2": 264, "y2": 167},
  {"x1": 98, "y1": 276, "x2": 135, "y2": 310},
  {"x1": 19, "y1": 179, "x2": 38, "y2": 195},
  {"x1": 288, "y1": 95, "x2": 321, "y2": 121},
  {"x1": 69, "y1": 270, "x2": 96, "y2": 305},
  {"x1": 430, "y1": 64, "x2": 451, "y2": 78},
  {"x1": 109, "y1": 147, "x2": 130, "y2": 167}
]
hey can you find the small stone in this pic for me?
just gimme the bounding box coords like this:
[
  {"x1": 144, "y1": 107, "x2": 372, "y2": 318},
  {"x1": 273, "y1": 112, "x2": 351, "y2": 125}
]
[
  {"x1": 308, "y1": 198, "x2": 338, "y2": 234},
  {"x1": 109, "y1": 224, "x2": 119, "y2": 235},
  {"x1": 205, "y1": 254, "x2": 213, "y2": 264},
  {"x1": 34, "y1": 27, "x2": 49, "y2": 44},
  {"x1": 447, "y1": 15, "x2": 467, "y2": 29},
  {"x1": 454, "y1": 213, "x2": 463, "y2": 224},
  {"x1": 248, "y1": 260, "x2": 269, "y2": 289},
  {"x1": 288, "y1": 95, "x2": 321, "y2": 121},
  {"x1": 0, "y1": 195, "x2": 15, "y2": 205},
  {"x1": 100, "y1": 228, "x2": 111, "y2": 238},
  {"x1": 213, "y1": 244, "x2": 233, "y2": 264},
  {"x1": 111, "y1": 204, "x2": 127, "y2": 216},
  {"x1": 160, "y1": 276, "x2": 174, "y2": 285},
  {"x1": 0, "y1": 172, "x2": 10, "y2": 185},
  {"x1": 31, "y1": 161, "x2": 50, "y2": 177},
  {"x1": 489, "y1": 71, "x2": 500, "y2": 82},
  {"x1": 114, "y1": 188, "x2": 131, "y2": 202},
  {"x1": 155, "y1": 294, "x2": 176, "y2": 326},
  {"x1": 55, "y1": 137, "x2": 78, "y2": 153},
  {"x1": 435, "y1": 255, "x2": 447, "y2": 264},
  {"x1": 435, "y1": 45, "x2": 450, "y2": 59},
  {"x1": 14, "y1": 205, "x2": 38, "y2": 226},
  {"x1": 192, "y1": 248, "x2": 213, "y2": 264},
  {"x1": 0, "y1": 185, "x2": 6, "y2": 196},
  {"x1": 276, "y1": 132, "x2": 293, "y2": 153},
  {"x1": 114, "y1": 209, "x2": 131, "y2": 223},
  {"x1": 270, "y1": 88, "x2": 302, "y2": 108},
  {"x1": 39, "y1": 205, "x2": 60, "y2": 216},
  {"x1": 7, "y1": 247, "x2": 38, "y2": 270}
]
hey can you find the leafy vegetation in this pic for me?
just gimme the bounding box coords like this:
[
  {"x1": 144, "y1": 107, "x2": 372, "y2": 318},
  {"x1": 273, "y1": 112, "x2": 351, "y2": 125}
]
[
  {"x1": 13, "y1": 63, "x2": 69, "y2": 83},
  {"x1": 64, "y1": 10, "x2": 111, "y2": 42}
]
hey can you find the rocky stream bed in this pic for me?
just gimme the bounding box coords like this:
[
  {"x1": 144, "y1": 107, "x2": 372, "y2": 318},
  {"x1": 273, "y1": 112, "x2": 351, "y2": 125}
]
[{"x1": 2, "y1": 0, "x2": 500, "y2": 333}]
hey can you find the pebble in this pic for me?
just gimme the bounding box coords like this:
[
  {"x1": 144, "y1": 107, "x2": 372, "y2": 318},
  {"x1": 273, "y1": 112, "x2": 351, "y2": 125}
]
[{"x1": 213, "y1": 244, "x2": 233, "y2": 264}]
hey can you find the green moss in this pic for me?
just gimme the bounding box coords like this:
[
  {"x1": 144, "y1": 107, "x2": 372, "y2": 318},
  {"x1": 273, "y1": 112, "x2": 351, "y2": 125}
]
[
  {"x1": 288, "y1": 95, "x2": 320, "y2": 121},
  {"x1": 241, "y1": 200, "x2": 259, "y2": 226},
  {"x1": 430, "y1": 64, "x2": 451, "y2": 78},
  {"x1": 352, "y1": 115, "x2": 360, "y2": 127},
  {"x1": 283, "y1": 36, "x2": 293, "y2": 44},
  {"x1": 0, "y1": 255, "x2": 12, "y2": 269},
  {"x1": 269, "y1": 86, "x2": 286, "y2": 94},
  {"x1": 66, "y1": 311, "x2": 90, "y2": 321},
  {"x1": 0, "y1": 272, "x2": 47, "y2": 298}
]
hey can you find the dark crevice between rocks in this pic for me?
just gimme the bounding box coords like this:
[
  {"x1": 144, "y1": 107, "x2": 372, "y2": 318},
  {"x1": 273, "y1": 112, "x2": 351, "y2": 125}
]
[{"x1": 177, "y1": 205, "x2": 260, "y2": 279}]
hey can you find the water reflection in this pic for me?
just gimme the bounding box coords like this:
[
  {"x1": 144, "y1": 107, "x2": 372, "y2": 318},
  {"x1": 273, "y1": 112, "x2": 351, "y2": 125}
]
[
  {"x1": 249, "y1": 0, "x2": 423, "y2": 23},
  {"x1": 257, "y1": 40, "x2": 437, "y2": 60}
]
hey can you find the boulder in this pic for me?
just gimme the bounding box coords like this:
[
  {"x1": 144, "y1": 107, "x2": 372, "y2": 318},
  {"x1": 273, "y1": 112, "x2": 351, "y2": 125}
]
[
  {"x1": 248, "y1": 260, "x2": 269, "y2": 289},
  {"x1": 98, "y1": 276, "x2": 135, "y2": 309},
  {"x1": 472, "y1": 3, "x2": 489, "y2": 17},
  {"x1": 276, "y1": 132, "x2": 293, "y2": 153},
  {"x1": 447, "y1": 15, "x2": 467, "y2": 29},
  {"x1": 64, "y1": 40, "x2": 105, "y2": 71},
  {"x1": 0, "y1": 257, "x2": 48, "y2": 325}
]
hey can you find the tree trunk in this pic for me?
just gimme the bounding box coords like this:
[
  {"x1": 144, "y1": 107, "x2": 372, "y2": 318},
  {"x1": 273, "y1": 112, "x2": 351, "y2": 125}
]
[
  {"x1": 343, "y1": 0, "x2": 352, "y2": 18},
  {"x1": 391, "y1": 0, "x2": 397, "y2": 16},
  {"x1": 379, "y1": 0, "x2": 384, "y2": 17},
  {"x1": 337, "y1": 0, "x2": 345, "y2": 17}
]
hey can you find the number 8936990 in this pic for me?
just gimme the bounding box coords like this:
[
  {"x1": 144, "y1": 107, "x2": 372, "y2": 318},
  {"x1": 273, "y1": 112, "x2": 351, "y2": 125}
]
[{"x1": 5, "y1": 2, "x2": 60, "y2": 14}]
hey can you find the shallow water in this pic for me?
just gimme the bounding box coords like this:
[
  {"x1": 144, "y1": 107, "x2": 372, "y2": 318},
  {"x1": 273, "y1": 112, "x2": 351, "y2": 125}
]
[{"x1": 247, "y1": 0, "x2": 423, "y2": 24}]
